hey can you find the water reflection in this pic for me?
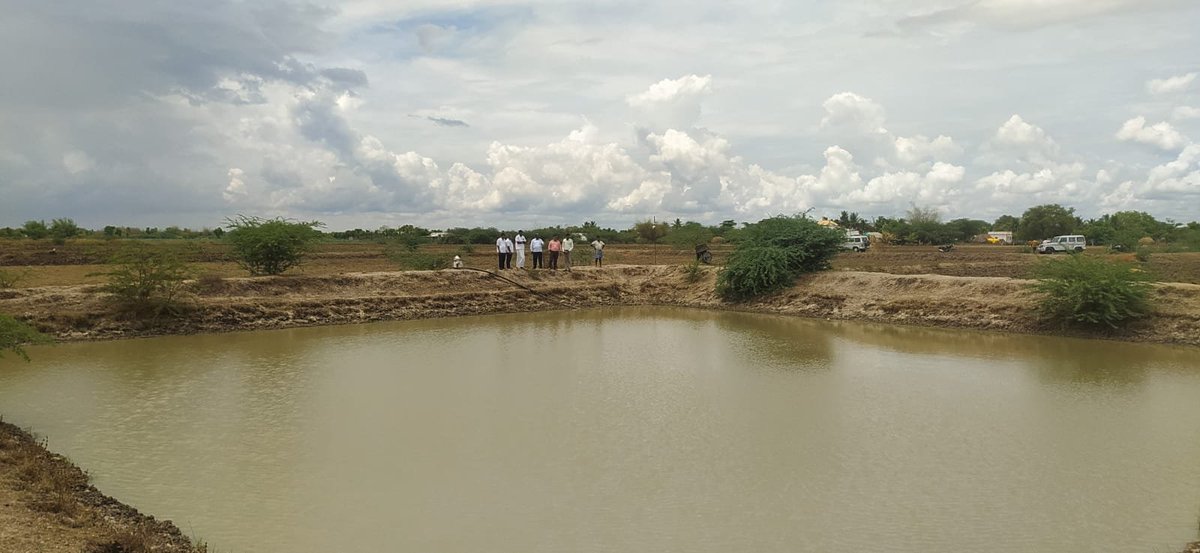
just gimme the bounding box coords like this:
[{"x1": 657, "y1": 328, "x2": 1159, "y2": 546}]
[{"x1": 1, "y1": 307, "x2": 1198, "y2": 553}]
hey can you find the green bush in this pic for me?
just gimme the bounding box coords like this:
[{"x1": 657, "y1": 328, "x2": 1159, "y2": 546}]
[
  {"x1": 716, "y1": 246, "x2": 793, "y2": 300},
  {"x1": 716, "y1": 215, "x2": 843, "y2": 301},
  {"x1": 1134, "y1": 246, "x2": 1152, "y2": 263},
  {"x1": 740, "y1": 216, "x2": 844, "y2": 273},
  {"x1": 224, "y1": 216, "x2": 324, "y2": 275},
  {"x1": 95, "y1": 244, "x2": 195, "y2": 321},
  {"x1": 0, "y1": 314, "x2": 50, "y2": 361},
  {"x1": 683, "y1": 261, "x2": 705, "y2": 284},
  {"x1": 1031, "y1": 255, "x2": 1153, "y2": 329}
]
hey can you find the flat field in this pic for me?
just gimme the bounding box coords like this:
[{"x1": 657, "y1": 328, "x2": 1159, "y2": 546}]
[{"x1": 2, "y1": 239, "x2": 1197, "y2": 287}]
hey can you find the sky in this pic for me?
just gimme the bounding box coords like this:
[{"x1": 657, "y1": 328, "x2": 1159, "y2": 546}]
[{"x1": 1, "y1": 0, "x2": 1198, "y2": 231}]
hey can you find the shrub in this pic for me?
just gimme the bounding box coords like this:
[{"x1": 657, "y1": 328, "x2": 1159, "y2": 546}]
[
  {"x1": 716, "y1": 215, "x2": 843, "y2": 301},
  {"x1": 95, "y1": 244, "x2": 194, "y2": 321},
  {"x1": 0, "y1": 314, "x2": 50, "y2": 361},
  {"x1": 224, "y1": 216, "x2": 324, "y2": 275},
  {"x1": 1031, "y1": 254, "x2": 1153, "y2": 329},
  {"x1": 1134, "y1": 246, "x2": 1152, "y2": 263},
  {"x1": 716, "y1": 246, "x2": 793, "y2": 300},
  {"x1": 683, "y1": 261, "x2": 705, "y2": 284},
  {"x1": 0, "y1": 268, "x2": 30, "y2": 289},
  {"x1": 21, "y1": 220, "x2": 49, "y2": 240},
  {"x1": 740, "y1": 216, "x2": 844, "y2": 273}
]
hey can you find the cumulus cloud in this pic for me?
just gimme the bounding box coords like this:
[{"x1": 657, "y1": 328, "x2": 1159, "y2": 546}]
[
  {"x1": 982, "y1": 115, "x2": 1061, "y2": 167},
  {"x1": 627, "y1": 74, "x2": 713, "y2": 130},
  {"x1": 820, "y1": 92, "x2": 888, "y2": 135},
  {"x1": 1115, "y1": 116, "x2": 1189, "y2": 150},
  {"x1": 1147, "y1": 72, "x2": 1197, "y2": 95},
  {"x1": 1102, "y1": 144, "x2": 1200, "y2": 208}
]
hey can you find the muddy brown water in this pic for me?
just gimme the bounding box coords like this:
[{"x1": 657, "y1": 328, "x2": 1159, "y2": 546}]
[{"x1": 2, "y1": 307, "x2": 1199, "y2": 552}]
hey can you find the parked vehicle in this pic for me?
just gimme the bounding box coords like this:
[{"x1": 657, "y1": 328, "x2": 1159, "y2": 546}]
[
  {"x1": 841, "y1": 234, "x2": 870, "y2": 252},
  {"x1": 1037, "y1": 235, "x2": 1087, "y2": 254}
]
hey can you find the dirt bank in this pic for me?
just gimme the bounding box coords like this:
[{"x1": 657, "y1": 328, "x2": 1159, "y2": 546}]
[
  {"x1": 0, "y1": 421, "x2": 204, "y2": 553},
  {"x1": 4, "y1": 265, "x2": 1199, "y2": 346}
]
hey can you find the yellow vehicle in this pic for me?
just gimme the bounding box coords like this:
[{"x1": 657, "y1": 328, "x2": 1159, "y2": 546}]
[{"x1": 985, "y1": 236, "x2": 1003, "y2": 244}]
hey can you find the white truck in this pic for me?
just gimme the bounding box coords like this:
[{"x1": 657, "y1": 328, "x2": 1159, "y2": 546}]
[{"x1": 1037, "y1": 235, "x2": 1086, "y2": 254}]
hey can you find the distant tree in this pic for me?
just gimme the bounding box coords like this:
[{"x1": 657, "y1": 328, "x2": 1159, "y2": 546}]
[
  {"x1": 906, "y1": 205, "x2": 941, "y2": 225},
  {"x1": 49, "y1": 218, "x2": 82, "y2": 242},
  {"x1": 224, "y1": 215, "x2": 325, "y2": 275},
  {"x1": 992, "y1": 214, "x2": 1020, "y2": 232},
  {"x1": 21, "y1": 220, "x2": 49, "y2": 240},
  {"x1": 634, "y1": 219, "x2": 670, "y2": 263},
  {"x1": 945, "y1": 218, "x2": 991, "y2": 242},
  {"x1": 672, "y1": 218, "x2": 683, "y2": 228},
  {"x1": 837, "y1": 211, "x2": 867, "y2": 231},
  {"x1": 1017, "y1": 204, "x2": 1079, "y2": 241},
  {"x1": 665, "y1": 221, "x2": 714, "y2": 250}
]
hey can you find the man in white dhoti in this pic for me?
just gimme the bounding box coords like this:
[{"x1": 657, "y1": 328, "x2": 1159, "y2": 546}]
[{"x1": 514, "y1": 230, "x2": 527, "y2": 269}]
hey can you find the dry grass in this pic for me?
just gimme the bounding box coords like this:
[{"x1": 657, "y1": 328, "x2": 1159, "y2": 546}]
[{"x1": 0, "y1": 427, "x2": 90, "y2": 525}]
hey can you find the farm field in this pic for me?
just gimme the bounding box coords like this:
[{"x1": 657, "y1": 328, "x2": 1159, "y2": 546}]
[{"x1": 2, "y1": 240, "x2": 1198, "y2": 287}]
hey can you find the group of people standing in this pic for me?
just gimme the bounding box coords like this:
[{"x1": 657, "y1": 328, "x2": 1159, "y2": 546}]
[{"x1": 495, "y1": 231, "x2": 605, "y2": 271}]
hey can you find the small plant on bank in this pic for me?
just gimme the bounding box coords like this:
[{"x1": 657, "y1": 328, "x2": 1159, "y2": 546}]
[
  {"x1": 1135, "y1": 246, "x2": 1152, "y2": 263},
  {"x1": 94, "y1": 244, "x2": 195, "y2": 321},
  {"x1": 0, "y1": 314, "x2": 51, "y2": 361},
  {"x1": 391, "y1": 251, "x2": 453, "y2": 271},
  {"x1": 0, "y1": 267, "x2": 31, "y2": 289},
  {"x1": 683, "y1": 261, "x2": 705, "y2": 284},
  {"x1": 224, "y1": 215, "x2": 324, "y2": 276},
  {"x1": 1031, "y1": 254, "x2": 1153, "y2": 329}
]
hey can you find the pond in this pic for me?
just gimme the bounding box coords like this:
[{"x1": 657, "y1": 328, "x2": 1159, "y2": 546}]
[{"x1": 2, "y1": 307, "x2": 1198, "y2": 552}]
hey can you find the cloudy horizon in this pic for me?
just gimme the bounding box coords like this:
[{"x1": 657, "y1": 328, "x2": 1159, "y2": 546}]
[{"x1": 2, "y1": 0, "x2": 1198, "y2": 231}]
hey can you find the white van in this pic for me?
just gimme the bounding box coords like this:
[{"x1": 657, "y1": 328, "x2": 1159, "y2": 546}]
[
  {"x1": 1037, "y1": 235, "x2": 1086, "y2": 253},
  {"x1": 841, "y1": 235, "x2": 870, "y2": 252}
]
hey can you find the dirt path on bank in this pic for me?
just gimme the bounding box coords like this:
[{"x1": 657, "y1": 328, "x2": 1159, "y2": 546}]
[{"x1": 4, "y1": 265, "x2": 1199, "y2": 346}]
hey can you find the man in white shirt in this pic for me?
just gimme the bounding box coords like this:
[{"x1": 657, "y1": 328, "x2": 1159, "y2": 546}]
[
  {"x1": 561, "y1": 235, "x2": 574, "y2": 271},
  {"x1": 496, "y1": 233, "x2": 512, "y2": 270},
  {"x1": 530, "y1": 236, "x2": 544, "y2": 269},
  {"x1": 590, "y1": 238, "x2": 605, "y2": 267},
  {"x1": 514, "y1": 230, "x2": 527, "y2": 269}
]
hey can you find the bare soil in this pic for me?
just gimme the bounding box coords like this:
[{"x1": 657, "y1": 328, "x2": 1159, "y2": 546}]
[{"x1": 0, "y1": 421, "x2": 203, "y2": 553}]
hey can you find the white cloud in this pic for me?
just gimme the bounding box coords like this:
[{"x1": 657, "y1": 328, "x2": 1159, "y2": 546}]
[
  {"x1": 627, "y1": 74, "x2": 713, "y2": 130},
  {"x1": 894, "y1": 134, "x2": 962, "y2": 167},
  {"x1": 1115, "y1": 116, "x2": 1189, "y2": 151},
  {"x1": 1172, "y1": 106, "x2": 1200, "y2": 121},
  {"x1": 820, "y1": 92, "x2": 888, "y2": 135},
  {"x1": 1147, "y1": 72, "x2": 1197, "y2": 95}
]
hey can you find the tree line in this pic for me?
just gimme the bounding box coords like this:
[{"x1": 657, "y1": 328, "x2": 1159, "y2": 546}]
[{"x1": 4, "y1": 204, "x2": 1198, "y2": 250}]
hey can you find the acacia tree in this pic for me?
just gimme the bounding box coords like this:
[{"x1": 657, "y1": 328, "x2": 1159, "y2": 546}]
[
  {"x1": 224, "y1": 216, "x2": 325, "y2": 275},
  {"x1": 0, "y1": 314, "x2": 50, "y2": 362}
]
